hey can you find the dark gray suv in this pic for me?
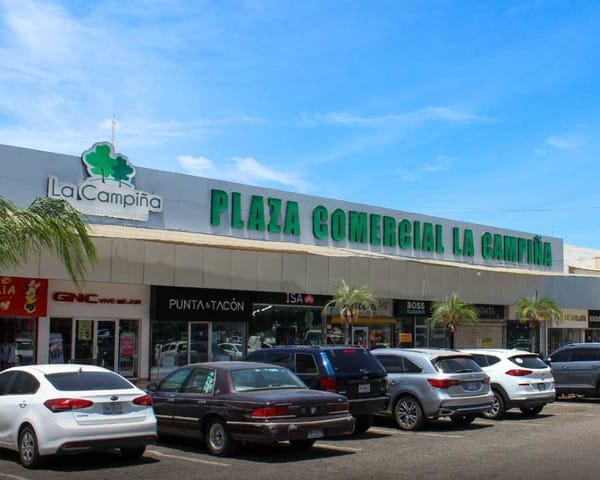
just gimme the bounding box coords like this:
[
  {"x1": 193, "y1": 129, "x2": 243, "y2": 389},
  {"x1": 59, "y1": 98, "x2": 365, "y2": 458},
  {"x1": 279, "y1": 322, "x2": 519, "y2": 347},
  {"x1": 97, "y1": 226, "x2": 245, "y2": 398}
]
[
  {"x1": 244, "y1": 345, "x2": 388, "y2": 433},
  {"x1": 548, "y1": 343, "x2": 600, "y2": 397}
]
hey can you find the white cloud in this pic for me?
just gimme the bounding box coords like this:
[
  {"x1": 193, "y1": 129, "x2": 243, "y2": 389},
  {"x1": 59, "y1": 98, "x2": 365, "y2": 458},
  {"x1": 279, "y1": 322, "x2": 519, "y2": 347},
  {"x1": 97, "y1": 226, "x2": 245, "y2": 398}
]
[
  {"x1": 302, "y1": 106, "x2": 486, "y2": 128},
  {"x1": 395, "y1": 156, "x2": 453, "y2": 182},
  {"x1": 177, "y1": 154, "x2": 310, "y2": 191},
  {"x1": 547, "y1": 135, "x2": 579, "y2": 150}
]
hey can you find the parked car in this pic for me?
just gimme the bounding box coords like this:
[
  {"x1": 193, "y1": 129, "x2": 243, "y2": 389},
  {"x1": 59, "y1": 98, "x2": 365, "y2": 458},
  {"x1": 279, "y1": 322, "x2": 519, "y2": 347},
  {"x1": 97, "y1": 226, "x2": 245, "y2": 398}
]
[
  {"x1": 218, "y1": 342, "x2": 244, "y2": 359},
  {"x1": 244, "y1": 345, "x2": 388, "y2": 434},
  {"x1": 0, "y1": 364, "x2": 157, "y2": 469},
  {"x1": 547, "y1": 342, "x2": 600, "y2": 397},
  {"x1": 147, "y1": 361, "x2": 354, "y2": 456},
  {"x1": 461, "y1": 348, "x2": 555, "y2": 419},
  {"x1": 372, "y1": 348, "x2": 493, "y2": 431}
]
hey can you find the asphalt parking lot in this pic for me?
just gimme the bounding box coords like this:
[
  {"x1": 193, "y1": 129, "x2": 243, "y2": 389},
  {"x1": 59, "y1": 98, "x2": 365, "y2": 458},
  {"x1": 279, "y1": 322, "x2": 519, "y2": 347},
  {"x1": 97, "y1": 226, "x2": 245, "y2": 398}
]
[{"x1": 0, "y1": 398, "x2": 598, "y2": 480}]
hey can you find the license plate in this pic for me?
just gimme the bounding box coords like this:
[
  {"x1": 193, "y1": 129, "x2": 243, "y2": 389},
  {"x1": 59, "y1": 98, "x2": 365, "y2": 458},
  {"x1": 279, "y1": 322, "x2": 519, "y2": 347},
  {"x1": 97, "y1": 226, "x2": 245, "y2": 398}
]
[
  {"x1": 307, "y1": 430, "x2": 324, "y2": 439},
  {"x1": 537, "y1": 383, "x2": 546, "y2": 391},
  {"x1": 463, "y1": 382, "x2": 479, "y2": 392},
  {"x1": 358, "y1": 384, "x2": 371, "y2": 393},
  {"x1": 103, "y1": 403, "x2": 122, "y2": 415}
]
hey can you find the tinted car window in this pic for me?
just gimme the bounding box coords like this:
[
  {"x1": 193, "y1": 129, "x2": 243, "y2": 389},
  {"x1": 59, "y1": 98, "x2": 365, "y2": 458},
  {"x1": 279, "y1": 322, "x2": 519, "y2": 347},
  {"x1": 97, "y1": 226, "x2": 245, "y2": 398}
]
[
  {"x1": 295, "y1": 353, "x2": 318, "y2": 374},
  {"x1": 509, "y1": 354, "x2": 548, "y2": 369},
  {"x1": 403, "y1": 358, "x2": 423, "y2": 373},
  {"x1": 433, "y1": 356, "x2": 481, "y2": 373},
  {"x1": 264, "y1": 352, "x2": 292, "y2": 367},
  {"x1": 0, "y1": 371, "x2": 16, "y2": 395},
  {"x1": 6, "y1": 372, "x2": 40, "y2": 395},
  {"x1": 46, "y1": 371, "x2": 134, "y2": 391},
  {"x1": 572, "y1": 348, "x2": 600, "y2": 361},
  {"x1": 470, "y1": 354, "x2": 488, "y2": 367},
  {"x1": 325, "y1": 349, "x2": 385, "y2": 374},
  {"x1": 486, "y1": 355, "x2": 501, "y2": 366},
  {"x1": 550, "y1": 350, "x2": 574, "y2": 362},
  {"x1": 376, "y1": 355, "x2": 404, "y2": 373}
]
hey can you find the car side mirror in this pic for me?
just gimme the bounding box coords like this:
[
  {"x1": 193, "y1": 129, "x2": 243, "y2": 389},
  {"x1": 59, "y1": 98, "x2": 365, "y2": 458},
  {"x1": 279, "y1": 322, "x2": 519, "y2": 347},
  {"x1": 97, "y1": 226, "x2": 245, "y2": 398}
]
[
  {"x1": 544, "y1": 358, "x2": 552, "y2": 365},
  {"x1": 146, "y1": 382, "x2": 158, "y2": 392}
]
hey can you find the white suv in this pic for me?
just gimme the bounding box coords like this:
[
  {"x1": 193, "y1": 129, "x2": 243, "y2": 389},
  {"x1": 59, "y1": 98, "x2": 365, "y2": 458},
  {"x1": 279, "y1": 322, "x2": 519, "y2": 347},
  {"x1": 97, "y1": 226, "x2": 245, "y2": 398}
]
[{"x1": 460, "y1": 348, "x2": 555, "y2": 420}]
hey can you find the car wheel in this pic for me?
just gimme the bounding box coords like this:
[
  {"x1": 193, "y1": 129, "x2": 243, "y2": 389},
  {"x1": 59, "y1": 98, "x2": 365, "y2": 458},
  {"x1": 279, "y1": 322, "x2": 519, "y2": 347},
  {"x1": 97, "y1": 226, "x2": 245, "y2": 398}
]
[
  {"x1": 206, "y1": 418, "x2": 238, "y2": 457},
  {"x1": 289, "y1": 439, "x2": 316, "y2": 450},
  {"x1": 450, "y1": 414, "x2": 476, "y2": 426},
  {"x1": 18, "y1": 426, "x2": 45, "y2": 469},
  {"x1": 482, "y1": 390, "x2": 506, "y2": 420},
  {"x1": 519, "y1": 405, "x2": 544, "y2": 416},
  {"x1": 393, "y1": 396, "x2": 425, "y2": 431},
  {"x1": 353, "y1": 415, "x2": 374, "y2": 434},
  {"x1": 121, "y1": 446, "x2": 146, "y2": 460}
]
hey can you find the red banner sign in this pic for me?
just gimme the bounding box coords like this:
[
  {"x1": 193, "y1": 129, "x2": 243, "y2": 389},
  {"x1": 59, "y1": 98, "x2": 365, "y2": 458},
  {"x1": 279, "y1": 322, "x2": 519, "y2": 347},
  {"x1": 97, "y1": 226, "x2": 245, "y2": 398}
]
[{"x1": 0, "y1": 276, "x2": 48, "y2": 317}]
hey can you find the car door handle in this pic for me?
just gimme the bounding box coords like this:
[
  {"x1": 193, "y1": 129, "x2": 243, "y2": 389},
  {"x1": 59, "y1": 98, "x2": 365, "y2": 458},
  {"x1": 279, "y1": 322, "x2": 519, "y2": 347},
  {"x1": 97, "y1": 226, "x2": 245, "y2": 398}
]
[
  {"x1": 197, "y1": 400, "x2": 207, "y2": 404},
  {"x1": 19, "y1": 401, "x2": 27, "y2": 408},
  {"x1": 166, "y1": 397, "x2": 176, "y2": 403}
]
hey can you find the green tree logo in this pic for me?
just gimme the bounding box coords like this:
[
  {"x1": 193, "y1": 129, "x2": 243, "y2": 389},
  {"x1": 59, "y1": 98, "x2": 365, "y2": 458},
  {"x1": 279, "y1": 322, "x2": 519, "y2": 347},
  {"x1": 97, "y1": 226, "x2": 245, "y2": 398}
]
[{"x1": 81, "y1": 142, "x2": 136, "y2": 186}]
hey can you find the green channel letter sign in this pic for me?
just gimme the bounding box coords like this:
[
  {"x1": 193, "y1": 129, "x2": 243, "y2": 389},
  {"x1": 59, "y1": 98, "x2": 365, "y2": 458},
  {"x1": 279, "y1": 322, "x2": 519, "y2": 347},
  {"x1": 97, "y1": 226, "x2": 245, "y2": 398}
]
[{"x1": 209, "y1": 189, "x2": 553, "y2": 267}]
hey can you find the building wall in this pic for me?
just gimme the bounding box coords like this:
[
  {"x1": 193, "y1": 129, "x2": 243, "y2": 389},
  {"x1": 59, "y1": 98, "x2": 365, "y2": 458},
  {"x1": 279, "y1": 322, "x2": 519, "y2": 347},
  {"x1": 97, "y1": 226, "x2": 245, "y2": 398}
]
[{"x1": 4, "y1": 236, "x2": 600, "y2": 310}]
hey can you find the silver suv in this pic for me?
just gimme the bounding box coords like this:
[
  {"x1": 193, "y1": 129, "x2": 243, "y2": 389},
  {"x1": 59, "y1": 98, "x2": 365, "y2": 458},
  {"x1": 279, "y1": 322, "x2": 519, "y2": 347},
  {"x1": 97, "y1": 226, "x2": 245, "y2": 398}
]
[
  {"x1": 372, "y1": 348, "x2": 493, "y2": 431},
  {"x1": 547, "y1": 343, "x2": 600, "y2": 397}
]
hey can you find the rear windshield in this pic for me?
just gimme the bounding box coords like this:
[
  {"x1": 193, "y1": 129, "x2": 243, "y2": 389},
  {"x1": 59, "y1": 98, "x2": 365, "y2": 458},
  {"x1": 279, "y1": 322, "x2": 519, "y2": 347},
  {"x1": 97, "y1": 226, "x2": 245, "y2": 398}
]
[
  {"x1": 433, "y1": 356, "x2": 482, "y2": 374},
  {"x1": 509, "y1": 355, "x2": 547, "y2": 369},
  {"x1": 231, "y1": 367, "x2": 306, "y2": 392},
  {"x1": 325, "y1": 349, "x2": 385, "y2": 374},
  {"x1": 45, "y1": 371, "x2": 134, "y2": 391}
]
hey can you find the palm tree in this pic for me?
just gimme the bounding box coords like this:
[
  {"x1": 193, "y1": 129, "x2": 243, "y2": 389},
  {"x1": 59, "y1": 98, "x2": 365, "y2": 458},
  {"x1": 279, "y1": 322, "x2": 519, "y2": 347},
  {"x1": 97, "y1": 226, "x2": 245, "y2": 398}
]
[
  {"x1": 0, "y1": 196, "x2": 98, "y2": 285},
  {"x1": 322, "y1": 280, "x2": 376, "y2": 344},
  {"x1": 429, "y1": 293, "x2": 478, "y2": 348},
  {"x1": 515, "y1": 295, "x2": 563, "y2": 356}
]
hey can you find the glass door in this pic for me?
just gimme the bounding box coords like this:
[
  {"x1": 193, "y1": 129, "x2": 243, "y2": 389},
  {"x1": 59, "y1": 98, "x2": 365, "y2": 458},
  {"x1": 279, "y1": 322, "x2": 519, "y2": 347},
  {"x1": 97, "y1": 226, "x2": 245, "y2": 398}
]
[
  {"x1": 188, "y1": 322, "x2": 211, "y2": 363},
  {"x1": 351, "y1": 325, "x2": 368, "y2": 348},
  {"x1": 73, "y1": 319, "x2": 116, "y2": 369}
]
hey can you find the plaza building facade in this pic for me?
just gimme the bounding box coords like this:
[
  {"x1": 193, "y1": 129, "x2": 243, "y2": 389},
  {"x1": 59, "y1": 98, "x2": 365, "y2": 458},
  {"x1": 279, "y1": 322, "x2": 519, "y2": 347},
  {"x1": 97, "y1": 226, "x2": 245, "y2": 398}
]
[{"x1": 1, "y1": 142, "x2": 599, "y2": 381}]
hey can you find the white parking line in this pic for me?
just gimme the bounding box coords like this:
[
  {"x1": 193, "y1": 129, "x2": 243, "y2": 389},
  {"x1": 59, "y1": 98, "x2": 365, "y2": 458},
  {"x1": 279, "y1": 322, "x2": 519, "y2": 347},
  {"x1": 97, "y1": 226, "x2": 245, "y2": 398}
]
[
  {"x1": 313, "y1": 443, "x2": 363, "y2": 452},
  {"x1": 147, "y1": 448, "x2": 231, "y2": 467},
  {"x1": 368, "y1": 427, "x2": 463, "y2": 438}
]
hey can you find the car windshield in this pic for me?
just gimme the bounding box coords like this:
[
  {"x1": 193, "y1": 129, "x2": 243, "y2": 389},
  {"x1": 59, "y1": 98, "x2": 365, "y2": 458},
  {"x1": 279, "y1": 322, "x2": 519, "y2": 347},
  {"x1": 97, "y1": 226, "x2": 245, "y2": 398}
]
[
  {"x1": 45, "y1": 371, "x2": 134, "y2": 391},
  {"x1": 231, "y1": 367, "x2": 306, "y2": 392},
  {"x1": 433, "y1": 356, "x2": 482, "y2": 373},
  {"x1": 509, "y1": 354, "x2": 548, "y2": 369},
  {"x1": 325, "y1": 349, "x2": 385, "y2": 374}
]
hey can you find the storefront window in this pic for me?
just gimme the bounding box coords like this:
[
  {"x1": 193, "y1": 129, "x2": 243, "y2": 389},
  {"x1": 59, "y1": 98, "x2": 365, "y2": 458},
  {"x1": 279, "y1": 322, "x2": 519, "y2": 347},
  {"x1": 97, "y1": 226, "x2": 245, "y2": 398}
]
[
  {"x1": 249, "y1": 305, "x2": 323, "y2": 349},
  {"x1": 548, "y1": 328, "x2": 582, "y2": 353},
  {"x1": 506, "y1": 320, "x2": 534, "y2": 351},
  {"x1": 1, "y1": 317, "x2": 37, "y2": 370},
  {"x1": 49, "y1": 318, "x2": 72, "y2": 364}
]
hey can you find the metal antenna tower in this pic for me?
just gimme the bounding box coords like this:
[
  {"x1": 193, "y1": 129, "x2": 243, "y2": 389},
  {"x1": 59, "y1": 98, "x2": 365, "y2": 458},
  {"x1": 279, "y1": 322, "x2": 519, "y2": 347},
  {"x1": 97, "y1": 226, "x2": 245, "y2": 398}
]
[{"x1": 111, "y1": 114, "x2": 118, "y2": 150}]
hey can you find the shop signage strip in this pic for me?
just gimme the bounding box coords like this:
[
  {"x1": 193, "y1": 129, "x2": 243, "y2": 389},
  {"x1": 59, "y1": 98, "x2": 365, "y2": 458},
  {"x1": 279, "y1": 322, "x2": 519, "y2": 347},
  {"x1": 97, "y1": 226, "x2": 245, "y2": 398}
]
[{"x1": 0, "y1": 276, "x2": 48, "y2": 317}]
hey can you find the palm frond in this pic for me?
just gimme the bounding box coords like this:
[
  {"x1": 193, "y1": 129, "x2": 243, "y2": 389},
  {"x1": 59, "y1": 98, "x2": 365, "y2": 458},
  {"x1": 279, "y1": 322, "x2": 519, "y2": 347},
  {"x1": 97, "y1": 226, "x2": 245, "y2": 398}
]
[{"x1": 0, "y1": 196, "x2": 98, "y2": 285}]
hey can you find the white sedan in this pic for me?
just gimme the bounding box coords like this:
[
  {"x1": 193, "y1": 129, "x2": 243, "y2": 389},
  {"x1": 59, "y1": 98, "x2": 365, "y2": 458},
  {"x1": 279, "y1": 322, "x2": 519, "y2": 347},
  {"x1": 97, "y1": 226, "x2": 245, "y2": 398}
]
[{"x1": 0, "y1": 364, "x2": 157, "y2": 468}]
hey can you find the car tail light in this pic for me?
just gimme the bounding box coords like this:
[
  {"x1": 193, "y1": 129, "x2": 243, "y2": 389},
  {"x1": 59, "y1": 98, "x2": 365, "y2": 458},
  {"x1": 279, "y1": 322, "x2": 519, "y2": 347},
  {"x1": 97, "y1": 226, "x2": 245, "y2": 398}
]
[
  {"x1": 320, "y1": 376, "x2": 338, "y2": 392},
  {"x1": 343, "y1": 349, "x2": 357, "y2": 354},
  {"x1": 251, "y1": 406, "x2": 290, "y2": 418},
  {"x1": 44, "y1": 398, "x2": 94, "y2": 412},
  {"x1": 427, "y1": 378, "x2": 460, "y2": 389},
  {"x1": 506, "y1": 369, "x2": 533, "y2": 376},
  {"x1": 381, "y1": 377, "x2": 388, "y2": 390},
  {"x1": 133, "y1": 395, "x2": 153, "y2": 406}
]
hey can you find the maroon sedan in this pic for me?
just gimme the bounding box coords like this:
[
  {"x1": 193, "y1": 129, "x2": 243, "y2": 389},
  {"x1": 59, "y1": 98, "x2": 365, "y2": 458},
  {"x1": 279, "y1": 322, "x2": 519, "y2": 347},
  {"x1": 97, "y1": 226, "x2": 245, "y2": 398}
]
[{"x1": 147, "y1": 362, "x2": 355, "y2": 456}]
